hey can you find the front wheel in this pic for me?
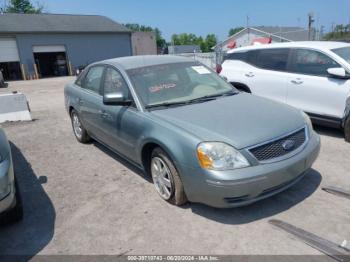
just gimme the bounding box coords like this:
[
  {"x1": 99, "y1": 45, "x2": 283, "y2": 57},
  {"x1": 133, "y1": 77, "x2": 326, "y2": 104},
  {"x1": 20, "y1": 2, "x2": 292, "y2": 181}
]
[
  {"x1": 150, "y1": 148, "x2": 187, "y2": 206},
  {"x1": 344, "y1": 116, "x2": 350, "y2": 142}
]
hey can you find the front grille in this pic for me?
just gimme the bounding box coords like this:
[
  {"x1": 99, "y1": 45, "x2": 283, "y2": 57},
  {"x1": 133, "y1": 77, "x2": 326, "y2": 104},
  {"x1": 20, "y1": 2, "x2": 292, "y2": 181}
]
[{"x1": 249, "y1": 128, "x2": 306, "y2": 162}]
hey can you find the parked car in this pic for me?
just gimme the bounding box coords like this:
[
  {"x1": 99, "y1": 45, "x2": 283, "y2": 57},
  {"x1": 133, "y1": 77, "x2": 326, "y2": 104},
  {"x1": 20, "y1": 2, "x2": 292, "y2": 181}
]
[
  {"x1": 0, "y1": 127, "x2": 23, "y2": 223},
  {"x1": 219, "y1": 41, "x2": 350, "y2": 141},
  {"x1": 65, "y1": 55, "x2": 320, "y2": 208}
]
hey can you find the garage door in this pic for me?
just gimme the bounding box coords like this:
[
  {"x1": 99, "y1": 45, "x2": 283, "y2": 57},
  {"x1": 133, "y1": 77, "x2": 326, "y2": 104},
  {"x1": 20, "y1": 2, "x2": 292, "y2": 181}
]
[
  {"x1": 0, "y1": 38, "x2": 20, "y2": 62},
  {"x1": 33, "y1": 45, "x2": 66, "y2": 53}
]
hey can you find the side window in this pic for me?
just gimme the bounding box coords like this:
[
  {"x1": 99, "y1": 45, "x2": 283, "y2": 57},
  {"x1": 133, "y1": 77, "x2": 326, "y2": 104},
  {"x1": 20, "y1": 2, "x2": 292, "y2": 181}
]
[
  {"x1": 224, "y1": 52, "x2": 247, "y2": 62},
  {"x1": 83, "y1": 66, "x2": 104, "y2": 94},
  {"x1": 291, "y1": 49, "x2": 341, "y2": 76},
  {"x1": 75, "y1": 70, "x2": 87, "y2": 87},
  {"x1": 253, "y1": 48, "x2": 290, "y2": 71},
  {"x1": 103, "y1": 67, "x2": 130, "y2": 98}
]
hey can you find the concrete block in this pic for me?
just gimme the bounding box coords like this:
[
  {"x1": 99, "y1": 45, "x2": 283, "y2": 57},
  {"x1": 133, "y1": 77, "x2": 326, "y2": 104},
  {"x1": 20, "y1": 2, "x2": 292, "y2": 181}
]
[{"x1": 0, "y1": 93, "x2": 32, "y2": 123}]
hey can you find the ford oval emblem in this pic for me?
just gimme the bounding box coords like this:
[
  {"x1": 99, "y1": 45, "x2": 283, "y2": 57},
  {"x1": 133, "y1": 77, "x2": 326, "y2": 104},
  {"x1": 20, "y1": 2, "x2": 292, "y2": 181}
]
[{"x1": 282, "y1": 140, "x2": 295, "y2": 151}]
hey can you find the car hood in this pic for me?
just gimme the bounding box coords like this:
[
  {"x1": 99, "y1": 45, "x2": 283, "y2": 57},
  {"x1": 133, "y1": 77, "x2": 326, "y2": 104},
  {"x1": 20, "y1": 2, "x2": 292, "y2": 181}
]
[{"x1": 150, "y1": 93, "x2": 305, "y2": 149}]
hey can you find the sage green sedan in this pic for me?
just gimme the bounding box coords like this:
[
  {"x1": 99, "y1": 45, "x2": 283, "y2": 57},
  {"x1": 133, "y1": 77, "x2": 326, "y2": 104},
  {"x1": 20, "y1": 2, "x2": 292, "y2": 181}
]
[{"x1": 64, "y1": 55, "x2": 320, "y2": 208}]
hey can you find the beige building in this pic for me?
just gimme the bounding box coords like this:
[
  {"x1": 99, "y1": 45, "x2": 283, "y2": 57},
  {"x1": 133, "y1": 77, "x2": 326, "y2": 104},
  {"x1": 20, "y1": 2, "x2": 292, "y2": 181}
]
[{"x1": 131, "y1": 31, "x2": 157, "y2": 55}]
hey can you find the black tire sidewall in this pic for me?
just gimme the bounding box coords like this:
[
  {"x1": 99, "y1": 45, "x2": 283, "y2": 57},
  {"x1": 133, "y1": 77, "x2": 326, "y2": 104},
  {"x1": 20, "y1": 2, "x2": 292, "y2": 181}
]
[{"x1": 345, "y1": 117, "x2": 350, "y2": 142}]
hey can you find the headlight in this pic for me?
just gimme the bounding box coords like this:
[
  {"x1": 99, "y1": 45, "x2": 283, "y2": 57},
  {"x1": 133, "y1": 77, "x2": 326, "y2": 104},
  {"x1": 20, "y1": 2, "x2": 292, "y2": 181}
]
[
  {"x1": 197, "y1": 142, "x2": 250, "y2": 170},
  {"x1": 302, "y1": 111, "x2": 313, "y2": 132}
]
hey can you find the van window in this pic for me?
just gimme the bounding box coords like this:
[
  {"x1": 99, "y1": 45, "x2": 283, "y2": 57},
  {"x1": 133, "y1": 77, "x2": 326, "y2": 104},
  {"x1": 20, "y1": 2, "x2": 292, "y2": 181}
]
[
  {"x1": 252, "y1": 48, "x2": 290, "y2": 71},
  {"x1": 290, "y1": 49, "x2": 340, "y2": 76}
]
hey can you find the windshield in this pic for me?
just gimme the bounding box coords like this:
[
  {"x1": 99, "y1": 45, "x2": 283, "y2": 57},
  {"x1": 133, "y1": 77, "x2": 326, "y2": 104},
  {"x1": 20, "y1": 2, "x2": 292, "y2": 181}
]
[
  {"x1": 332, "y1": 47, "x2": 350, "y2": 64},
  {"x1": 126, "y1": 62, "x2": 235, "y2": 108}
]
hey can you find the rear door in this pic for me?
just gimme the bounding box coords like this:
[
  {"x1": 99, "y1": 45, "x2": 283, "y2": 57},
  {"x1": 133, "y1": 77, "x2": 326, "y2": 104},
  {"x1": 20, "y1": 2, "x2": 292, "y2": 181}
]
[
  {"x1": 245, "y1": 48, "x2": 291, "y2": 103},
  {"x1": 285, "y1": 48, "x2": 350, "y2": 120},
  {"x1": 79, "y1": 65, "x2": 105, "y2": 139}
]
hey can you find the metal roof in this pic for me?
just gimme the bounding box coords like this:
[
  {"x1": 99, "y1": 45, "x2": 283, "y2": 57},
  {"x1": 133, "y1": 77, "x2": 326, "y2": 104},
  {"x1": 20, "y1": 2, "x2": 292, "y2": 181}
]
[
  {"x1": 0, "y1": 13, "x2": 130, "y2": 33},
  {"x1": 213, "y1": 26, "x2": 315, "y2": 49},
  {"x1": 227, "y1": 41, "x2": 350, "y2": 53},
  {"x1": 101, "y1": 55, "x2": 194, "y2": 70}
]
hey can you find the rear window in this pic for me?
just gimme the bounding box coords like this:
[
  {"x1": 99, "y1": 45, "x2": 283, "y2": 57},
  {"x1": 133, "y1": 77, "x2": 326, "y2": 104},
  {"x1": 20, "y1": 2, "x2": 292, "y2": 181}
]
[
  {"x1": 224, "y1": 52, "x2": 247, "y2": 62},
  {"x1": 252, "y1": 48, "x2": 290, "y2": 71}
]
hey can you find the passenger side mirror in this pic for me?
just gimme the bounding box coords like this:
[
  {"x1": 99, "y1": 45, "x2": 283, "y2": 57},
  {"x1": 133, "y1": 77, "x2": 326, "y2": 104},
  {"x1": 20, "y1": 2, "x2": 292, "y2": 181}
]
[
  {"x1": 327, "y1": 68, "x2": 350, "y2": 79},
  {"x1": 103, "y1": 92, "x2": 132, "y2": 106}
]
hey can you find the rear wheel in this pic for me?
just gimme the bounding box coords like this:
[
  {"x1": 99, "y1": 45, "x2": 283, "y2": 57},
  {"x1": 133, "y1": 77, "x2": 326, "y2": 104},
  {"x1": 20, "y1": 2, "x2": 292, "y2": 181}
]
[
  {"x1": 70, "y1": 109, "x2": 91, "y2": 143},
  {"x1": 150, "y1": 148, "x2": 187, "y2": 206},
  {"x1": 344, "y1": 117, "x2": 350, "y2": 142}
]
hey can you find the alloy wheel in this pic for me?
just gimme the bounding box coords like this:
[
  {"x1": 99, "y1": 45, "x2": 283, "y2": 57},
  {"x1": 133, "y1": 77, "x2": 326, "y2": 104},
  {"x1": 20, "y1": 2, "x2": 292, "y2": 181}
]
[
  {"x1": 151, "y1": 157, "x2": 174, "y2": 200},
  {"x1": 72, "y1": 113, "x2": 83, "y2": 139}
]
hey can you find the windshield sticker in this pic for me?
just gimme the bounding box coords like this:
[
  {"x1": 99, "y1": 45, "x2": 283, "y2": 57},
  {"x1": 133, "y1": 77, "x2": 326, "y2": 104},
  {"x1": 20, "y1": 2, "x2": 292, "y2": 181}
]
[
  {"x1": 149, "y1": 83, "x2": 177, "y2": 93},
  {"x1": 191, "y1": 66, "x2": 211, "y2": 74}
]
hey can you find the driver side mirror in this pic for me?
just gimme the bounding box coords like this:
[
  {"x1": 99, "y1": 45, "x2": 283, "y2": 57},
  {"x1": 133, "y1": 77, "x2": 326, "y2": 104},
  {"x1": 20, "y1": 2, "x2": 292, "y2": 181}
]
[
  {"x1": 103, "y1": 92, "x2": 132, "y2": 106},
  {"x1": 327, "y1": 67, "x2": 350, "y2": 79}
]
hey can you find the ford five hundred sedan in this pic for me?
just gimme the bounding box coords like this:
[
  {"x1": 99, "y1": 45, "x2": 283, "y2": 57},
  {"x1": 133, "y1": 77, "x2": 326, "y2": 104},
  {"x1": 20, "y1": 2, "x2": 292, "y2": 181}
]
[
  {"x1": 64, "y1": 55, "x2": 320, "y2": 208},
  {"x1": 0, "y1": 128, "x2": 23, "y2": 222}
]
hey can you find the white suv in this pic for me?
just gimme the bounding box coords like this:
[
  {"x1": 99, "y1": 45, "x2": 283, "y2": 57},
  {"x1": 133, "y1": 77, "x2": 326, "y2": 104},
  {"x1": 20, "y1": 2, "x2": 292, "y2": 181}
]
[{"x1": 220, "y1": 41, "x2": 350, "y2": 141}]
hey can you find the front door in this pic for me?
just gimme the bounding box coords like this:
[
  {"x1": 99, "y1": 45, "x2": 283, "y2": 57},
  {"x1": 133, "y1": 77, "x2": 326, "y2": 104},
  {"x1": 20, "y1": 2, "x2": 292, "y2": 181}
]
[
  {"x1": 286, "y1": 48, "x2": 350, "y2": 120},
  {"x1": 79, "y1": 65, "x2": 105, "y2": 139},
  {"x1": 99, "y1": 66, "x2": 141, "y2": 161}
]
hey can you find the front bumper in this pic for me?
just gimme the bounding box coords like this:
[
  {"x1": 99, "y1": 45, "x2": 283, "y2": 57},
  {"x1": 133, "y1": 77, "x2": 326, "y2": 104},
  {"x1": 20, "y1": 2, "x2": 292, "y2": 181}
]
[{"x1": 179, "y1": 131, "x2": 321, "y2": 208}]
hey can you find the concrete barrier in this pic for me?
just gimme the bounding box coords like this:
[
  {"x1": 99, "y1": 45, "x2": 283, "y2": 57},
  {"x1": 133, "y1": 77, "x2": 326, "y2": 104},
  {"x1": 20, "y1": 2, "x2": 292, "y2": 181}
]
[{"x1": 0, "y1": 93, "x2": 32, "y2": 123}]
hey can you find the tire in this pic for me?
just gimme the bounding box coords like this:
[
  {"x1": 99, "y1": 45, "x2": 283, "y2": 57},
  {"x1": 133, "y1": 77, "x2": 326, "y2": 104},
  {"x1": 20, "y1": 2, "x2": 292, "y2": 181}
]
[
  {"x1": 344, "y1": 116, "x2": 350, "y2": 142},
  {"x1": 70, "y1": 109, "x2": 91, "y2": 143},
  {"x1": 0, "y1": 180, "x2": 23, "y2": 224},
  {"x1": 150, "y1": 148, "x2": 187, "y2": 206}
]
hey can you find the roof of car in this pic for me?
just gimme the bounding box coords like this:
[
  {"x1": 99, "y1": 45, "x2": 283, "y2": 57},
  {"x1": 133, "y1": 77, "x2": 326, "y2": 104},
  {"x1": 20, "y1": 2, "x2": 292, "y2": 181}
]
[
  {"x1": 100, "y1": 55, "x2": 195, "y2": 70},
  {"x1": 227, "y1": 41, "x2": 350, "y2": 53}
]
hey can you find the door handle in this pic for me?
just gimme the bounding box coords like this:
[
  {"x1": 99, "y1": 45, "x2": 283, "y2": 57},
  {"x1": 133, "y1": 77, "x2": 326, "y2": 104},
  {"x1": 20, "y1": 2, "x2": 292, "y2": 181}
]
[
  {"x1": 291, "y1": 79, "x2": 303, "y2": 85},
  {"x1": 77, "y1": 98, "x2": 84, "y2": 105},
  {"x1": 245, "y1": 72, "x2": 255, "y2": 77},
  {"x1": 99, "y1": 110, "x2": 110, "y2": 119}
]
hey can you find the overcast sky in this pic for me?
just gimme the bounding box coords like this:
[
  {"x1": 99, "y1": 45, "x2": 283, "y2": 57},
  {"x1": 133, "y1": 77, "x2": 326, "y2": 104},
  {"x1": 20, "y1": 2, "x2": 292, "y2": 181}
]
[{"x1": 32, "y1": 0, "x2": 350, "y2": 41}]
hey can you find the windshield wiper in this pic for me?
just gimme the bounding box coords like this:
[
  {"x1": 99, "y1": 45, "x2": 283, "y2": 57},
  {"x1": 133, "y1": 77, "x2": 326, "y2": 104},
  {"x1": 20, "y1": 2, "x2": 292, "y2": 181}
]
[
  {"x1": 187, "y1": 90, "x2": 238, "y2": 102},
  {"x1": 145, "y1": 101, "x2": 191, "y2": 109},
  {"x1": 145, "y1": 90, "x2": 238, "y2": 109}
]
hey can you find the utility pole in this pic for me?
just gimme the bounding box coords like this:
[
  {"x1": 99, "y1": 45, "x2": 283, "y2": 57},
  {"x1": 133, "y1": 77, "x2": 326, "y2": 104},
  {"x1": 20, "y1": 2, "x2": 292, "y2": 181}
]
[
  {"x1": 320, "y1": 25, "x2": 325, "y2": 40},
  {"x1": 308, "y1": 12, "x2": 315, "y2": 40},
  {"x1": 247, "y1": 15, "x2": 250, "y2": 43}
]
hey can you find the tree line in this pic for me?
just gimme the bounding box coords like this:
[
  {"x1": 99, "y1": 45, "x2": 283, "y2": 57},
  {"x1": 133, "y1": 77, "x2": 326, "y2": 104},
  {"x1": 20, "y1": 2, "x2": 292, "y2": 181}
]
[
  {"x1": 124, "y1": 24, "x2": 218, "y2": 53},
  {"x1": 323, "y1": 24, "x2": 350, "y2": 40}
]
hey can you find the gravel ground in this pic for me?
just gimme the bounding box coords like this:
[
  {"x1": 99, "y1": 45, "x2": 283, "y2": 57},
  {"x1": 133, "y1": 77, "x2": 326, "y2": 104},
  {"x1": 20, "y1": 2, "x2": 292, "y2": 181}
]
[{"x1": 0, "y1": 77, "x2": 349, "y2": 258}]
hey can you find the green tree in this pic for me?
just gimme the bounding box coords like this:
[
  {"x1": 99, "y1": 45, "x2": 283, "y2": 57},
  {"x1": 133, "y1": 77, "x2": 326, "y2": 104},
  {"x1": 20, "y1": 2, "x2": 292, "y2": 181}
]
[
  {"x1": 171, "y1": 33, "x2": 217, "y2": 52},
  {"x1": 204, "y1": 34, "x2": 217, "y2": 52},
  {"x1": 4, "y1": 0, "x2": 43, "y2": 14},
  {"x1": 124, "y1": 23, "x2": 167, "y2": 48},
  {"x1": 228, "y1": 27, "x2": 244, "y2": 37}
]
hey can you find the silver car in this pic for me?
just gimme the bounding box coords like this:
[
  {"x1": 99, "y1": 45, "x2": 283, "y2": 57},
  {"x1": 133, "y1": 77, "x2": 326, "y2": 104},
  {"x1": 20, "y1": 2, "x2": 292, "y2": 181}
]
[
  {"x1": 65, "y1": 55, "x2": 320, "y2": 208},
  {"x1": 0, "y1": 128, "x2": 23, "y2": 223}
]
